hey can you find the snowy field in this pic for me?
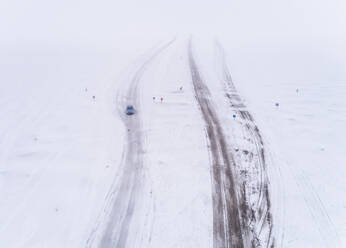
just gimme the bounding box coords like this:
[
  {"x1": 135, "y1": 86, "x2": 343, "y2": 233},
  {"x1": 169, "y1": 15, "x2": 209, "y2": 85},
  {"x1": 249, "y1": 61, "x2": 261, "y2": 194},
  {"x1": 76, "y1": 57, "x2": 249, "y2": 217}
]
[{"x1": 1, "y1": 0, "x2": 346, "y2": 247}]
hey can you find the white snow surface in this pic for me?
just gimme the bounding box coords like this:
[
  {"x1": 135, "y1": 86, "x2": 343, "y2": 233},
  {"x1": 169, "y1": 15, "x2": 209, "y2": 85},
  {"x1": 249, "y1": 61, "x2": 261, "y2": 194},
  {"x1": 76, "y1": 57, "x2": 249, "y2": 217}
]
[
  {"x1": 0, "y1": 49, "x2": 126, "y2": 247},
  {"x1": 1, "y1": 0, "x2": 346, "y2": 247}
]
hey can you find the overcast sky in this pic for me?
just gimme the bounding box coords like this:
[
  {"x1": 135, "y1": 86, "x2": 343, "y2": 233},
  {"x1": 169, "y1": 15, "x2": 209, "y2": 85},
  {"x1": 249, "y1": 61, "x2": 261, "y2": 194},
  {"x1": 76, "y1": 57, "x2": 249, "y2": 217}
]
[
  {"x1": 1, "y1": 0, "x2": 345, "y2": 46},
  {"x1": 1, "y1": 0, "x2": 345, "y2": 82}
]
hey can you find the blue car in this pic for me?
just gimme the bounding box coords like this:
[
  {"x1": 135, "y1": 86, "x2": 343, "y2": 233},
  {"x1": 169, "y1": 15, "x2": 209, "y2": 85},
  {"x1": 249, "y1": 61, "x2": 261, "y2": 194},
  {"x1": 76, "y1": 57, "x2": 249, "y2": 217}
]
[{"x1": 125, "y1": 105, "x2": 135, "y2": 115}]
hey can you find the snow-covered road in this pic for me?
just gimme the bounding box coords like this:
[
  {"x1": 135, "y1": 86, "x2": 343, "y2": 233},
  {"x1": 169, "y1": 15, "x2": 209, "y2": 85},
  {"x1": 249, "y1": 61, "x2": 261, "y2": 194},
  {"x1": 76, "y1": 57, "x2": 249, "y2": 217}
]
[
  {"x1": 0, "y1": 38, "x2": 345, "y2": 248},
  {"x1": 86, "y1": 39, "x2": 275, "y2": 248},
  {"x1": 87, "y1": 40, "x2": 175, "y2": 248},
  {"x1": 189, "y1": 41, "x2": 244, "y2": 247}
]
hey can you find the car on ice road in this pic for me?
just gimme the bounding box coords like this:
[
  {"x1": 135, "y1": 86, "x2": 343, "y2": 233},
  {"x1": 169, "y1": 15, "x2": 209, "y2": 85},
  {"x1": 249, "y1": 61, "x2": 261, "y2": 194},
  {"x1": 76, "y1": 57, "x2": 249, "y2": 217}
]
[{"x1": 125, "y1": 105, "x2": 135, "y2": 115}]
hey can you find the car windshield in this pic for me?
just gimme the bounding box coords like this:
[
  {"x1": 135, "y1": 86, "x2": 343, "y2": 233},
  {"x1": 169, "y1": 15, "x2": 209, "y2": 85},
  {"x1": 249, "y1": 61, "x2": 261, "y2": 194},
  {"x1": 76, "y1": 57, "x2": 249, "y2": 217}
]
[{"x1": 127, "y1": 105, "x2": 133, "y2": 109}]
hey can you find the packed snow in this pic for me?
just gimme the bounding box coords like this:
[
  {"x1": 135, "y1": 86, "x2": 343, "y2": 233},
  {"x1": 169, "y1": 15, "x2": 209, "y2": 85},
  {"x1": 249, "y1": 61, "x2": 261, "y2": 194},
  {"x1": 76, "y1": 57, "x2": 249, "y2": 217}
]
[{"x1": 1, "y1": 0, "x2": 346, "y2": 247}]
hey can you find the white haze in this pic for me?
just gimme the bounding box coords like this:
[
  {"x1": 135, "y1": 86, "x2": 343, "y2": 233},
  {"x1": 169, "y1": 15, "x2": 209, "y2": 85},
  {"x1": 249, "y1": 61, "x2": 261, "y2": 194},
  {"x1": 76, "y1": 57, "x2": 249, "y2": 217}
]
[
  {"x1": 1, "y1": 1, "x2": 346, "y2": 247},
  {"x1": 1, "y1": 0, "x2": 345, "y2": 81}
]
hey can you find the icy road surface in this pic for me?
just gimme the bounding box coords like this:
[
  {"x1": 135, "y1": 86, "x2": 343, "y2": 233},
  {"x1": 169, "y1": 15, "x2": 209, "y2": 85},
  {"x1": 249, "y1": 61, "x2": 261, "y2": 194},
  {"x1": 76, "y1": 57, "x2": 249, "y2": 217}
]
[
  {"x1": 87, "y1": 39, "x2": 277, "y2": 248},
  {"x1": 0, "y1": 39, "x2": 345, "y2": 248}
]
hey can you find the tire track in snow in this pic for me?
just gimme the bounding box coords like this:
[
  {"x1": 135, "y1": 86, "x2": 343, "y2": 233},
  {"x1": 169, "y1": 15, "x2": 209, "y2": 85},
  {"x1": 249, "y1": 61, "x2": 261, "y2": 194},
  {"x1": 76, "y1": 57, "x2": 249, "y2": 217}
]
[
  {"x1": 215, "y1": 42, "x2": 275, "y2": 247},
  {"x1": 86, "y1": 40, "x2": 174, "y2": 248},
  {"x1": 289, "y1": 167, "x2": 341, "y2": 247},
  {"x1": 100, "y1": 40, "x2": 174, "y2": 248},
  {"x1": 188, "y1": 40, "x2": 245, "y2": 248}
]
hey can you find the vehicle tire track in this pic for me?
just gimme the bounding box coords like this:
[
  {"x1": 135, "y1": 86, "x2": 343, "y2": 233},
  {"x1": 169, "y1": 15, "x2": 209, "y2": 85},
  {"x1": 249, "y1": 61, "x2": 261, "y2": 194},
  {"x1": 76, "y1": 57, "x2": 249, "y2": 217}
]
[
  {"x1": 289, "y1": 167, "x2": 341, "y2": 247},
  {"x1": 101, "y1": 40, "x2": 174, "y2": 248},
  {"x1": 86, "y1": 40, "x2": 174, "y2": 248},
  {"x1": 188, "y1": 40, "x2": 245, "y2": 248},
  {"x1": 215, "y1": 41, "x2": 275, "y2": 247}
]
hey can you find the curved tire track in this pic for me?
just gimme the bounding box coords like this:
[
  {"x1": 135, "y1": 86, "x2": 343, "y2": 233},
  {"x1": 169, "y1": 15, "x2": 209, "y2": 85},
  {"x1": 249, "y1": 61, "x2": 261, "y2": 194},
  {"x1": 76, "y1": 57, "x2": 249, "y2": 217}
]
[
  {"x1": 215, "y1": 41, "x2": 274, "y2": 247},
  {"x1": 86, "y1": 40, "x2": 174, "y2": 248},
  {"x1": 101, "y1": 40, "x2": 174, "y2": 248},
  {"x1": 188, "y1": 40, "x2": 245, "y2": 248}
]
